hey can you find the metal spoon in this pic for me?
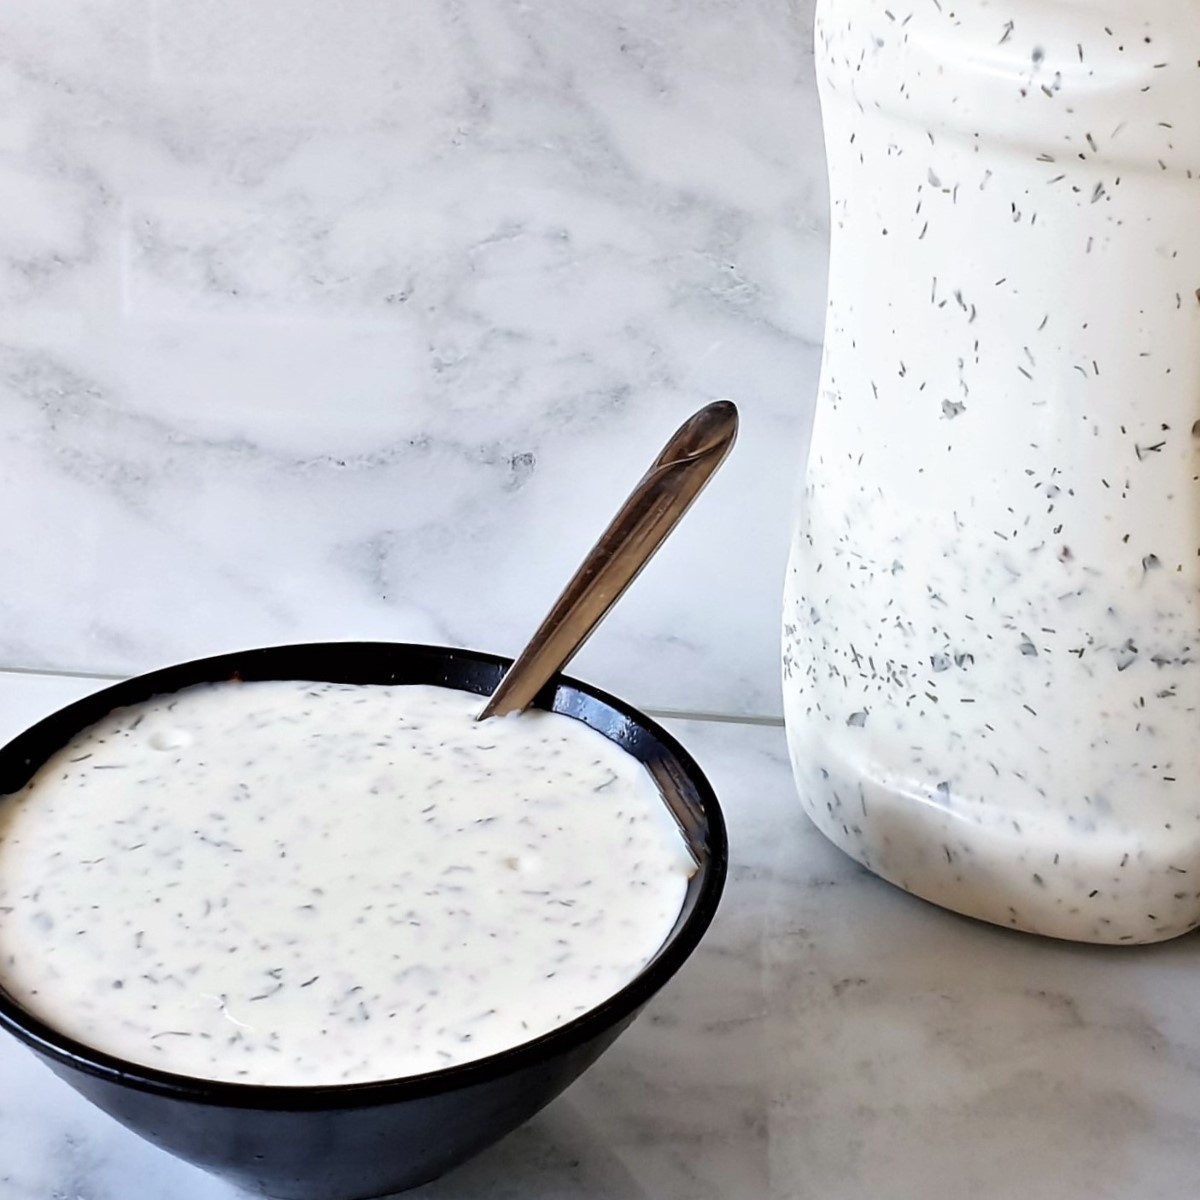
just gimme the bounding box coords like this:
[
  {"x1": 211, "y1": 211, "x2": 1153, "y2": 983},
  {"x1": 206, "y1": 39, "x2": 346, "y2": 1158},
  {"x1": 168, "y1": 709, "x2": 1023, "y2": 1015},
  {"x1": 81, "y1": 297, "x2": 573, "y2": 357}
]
[{"x1": 478, "y1": 399, "x2": 739, "y2": 721}]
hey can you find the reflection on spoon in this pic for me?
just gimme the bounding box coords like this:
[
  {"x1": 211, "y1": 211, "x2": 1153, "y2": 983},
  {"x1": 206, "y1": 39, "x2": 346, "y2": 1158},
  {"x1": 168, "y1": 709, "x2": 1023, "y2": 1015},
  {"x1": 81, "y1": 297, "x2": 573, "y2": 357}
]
[{"x1": 478, "y1": 400, "x2": 739, "y2": 721}]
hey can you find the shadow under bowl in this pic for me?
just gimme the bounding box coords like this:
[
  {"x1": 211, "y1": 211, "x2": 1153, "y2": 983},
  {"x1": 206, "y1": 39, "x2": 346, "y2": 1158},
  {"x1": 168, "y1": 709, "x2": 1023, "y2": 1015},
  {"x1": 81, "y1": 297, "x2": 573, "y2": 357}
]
[{"x1": 0, "y1": 641, "x2": 728, "y2": 1200}]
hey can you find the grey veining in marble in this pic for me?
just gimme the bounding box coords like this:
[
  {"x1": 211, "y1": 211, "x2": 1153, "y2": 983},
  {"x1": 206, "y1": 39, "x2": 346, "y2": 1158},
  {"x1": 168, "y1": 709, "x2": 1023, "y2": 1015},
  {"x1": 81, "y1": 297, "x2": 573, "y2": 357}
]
[
  {"x1": 0, "y1": 0, "x2": 826, "y2": 717},
  {"x1": 3, "y1": 672, "x2": 1200, "y2": 1200}
]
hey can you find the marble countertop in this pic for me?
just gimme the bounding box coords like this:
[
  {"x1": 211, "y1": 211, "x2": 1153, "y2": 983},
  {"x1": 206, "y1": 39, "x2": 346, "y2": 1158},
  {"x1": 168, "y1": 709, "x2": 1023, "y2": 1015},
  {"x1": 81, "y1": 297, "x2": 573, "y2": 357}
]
[{"x1": 2, "y1": 672, "x2": 1199, "y2": 1200}]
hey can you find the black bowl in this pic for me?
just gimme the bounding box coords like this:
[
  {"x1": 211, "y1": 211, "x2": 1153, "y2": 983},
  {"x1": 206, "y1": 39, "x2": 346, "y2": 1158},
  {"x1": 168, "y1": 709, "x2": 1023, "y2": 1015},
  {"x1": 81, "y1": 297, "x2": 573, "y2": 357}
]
[{"x1": 0, "y1": 642, "x2": 727, "y2": 1200}]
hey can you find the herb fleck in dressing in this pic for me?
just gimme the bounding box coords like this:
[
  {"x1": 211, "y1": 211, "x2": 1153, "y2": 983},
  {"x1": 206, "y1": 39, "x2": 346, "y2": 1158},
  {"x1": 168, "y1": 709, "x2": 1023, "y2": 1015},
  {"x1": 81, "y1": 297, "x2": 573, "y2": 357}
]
[
  {"x1": 0, "y1": 681, "x2": 693, "y2": 1085},
  {"x1": 784, "y1": 0, "x2": 1200, "y2": 943}
]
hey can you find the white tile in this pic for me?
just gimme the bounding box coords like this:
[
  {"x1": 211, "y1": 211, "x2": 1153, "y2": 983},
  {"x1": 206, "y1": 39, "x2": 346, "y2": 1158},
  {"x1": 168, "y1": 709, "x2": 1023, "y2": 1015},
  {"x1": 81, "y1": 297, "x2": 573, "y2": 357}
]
[
  {"x1": 0, "y1": 672, "x2": 110, "y2": 745},
  {"x1": 0, "y1": 0, "x2": 825, "y2": 716}
]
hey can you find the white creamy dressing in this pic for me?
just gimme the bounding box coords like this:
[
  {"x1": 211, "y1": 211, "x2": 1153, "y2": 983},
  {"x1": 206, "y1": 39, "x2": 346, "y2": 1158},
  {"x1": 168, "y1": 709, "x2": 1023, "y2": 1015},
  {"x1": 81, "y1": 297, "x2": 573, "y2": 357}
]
[
  {"x1": 0, "y1": 681, "x2": 694, "y2": 1085},
  {"x1": 785, "y1": 0, "x2": 1200, "y2": 942}
]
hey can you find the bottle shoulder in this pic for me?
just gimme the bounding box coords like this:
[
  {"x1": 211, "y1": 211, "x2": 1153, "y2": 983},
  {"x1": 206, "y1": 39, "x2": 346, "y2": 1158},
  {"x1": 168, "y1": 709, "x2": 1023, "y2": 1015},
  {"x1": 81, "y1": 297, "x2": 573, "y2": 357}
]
[{"x1": 815, "y1": 0, "x2": 1200, "y2": 170}]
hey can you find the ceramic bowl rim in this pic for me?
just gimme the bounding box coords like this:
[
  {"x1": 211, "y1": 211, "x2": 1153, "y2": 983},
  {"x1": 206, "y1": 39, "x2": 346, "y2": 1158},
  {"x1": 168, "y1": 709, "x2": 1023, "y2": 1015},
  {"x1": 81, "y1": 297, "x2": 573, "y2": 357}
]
[{"x1": 0, "y1": 641, "x2": 728, "y2": 1112}]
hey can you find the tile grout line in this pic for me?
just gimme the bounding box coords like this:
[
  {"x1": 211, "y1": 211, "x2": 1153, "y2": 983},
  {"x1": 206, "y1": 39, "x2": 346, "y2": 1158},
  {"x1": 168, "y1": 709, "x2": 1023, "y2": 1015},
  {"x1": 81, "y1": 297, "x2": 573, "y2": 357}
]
[
  {"x1": 0, "y1": 664, "x2": 126, "y2": 682},
  {"x1": 0, "y1": 666, "x2": 785, "y2": 728},
  {"x1": 643, "y1": 707, "x2": 784, "y2": 727}
]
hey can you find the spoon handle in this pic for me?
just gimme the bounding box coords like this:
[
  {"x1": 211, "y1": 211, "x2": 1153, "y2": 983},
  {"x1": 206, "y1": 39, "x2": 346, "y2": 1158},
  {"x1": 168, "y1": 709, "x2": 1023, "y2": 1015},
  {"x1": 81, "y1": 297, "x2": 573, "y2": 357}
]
[{"x1": 478, "y1": 400, "x2": 739, "y2": 720}]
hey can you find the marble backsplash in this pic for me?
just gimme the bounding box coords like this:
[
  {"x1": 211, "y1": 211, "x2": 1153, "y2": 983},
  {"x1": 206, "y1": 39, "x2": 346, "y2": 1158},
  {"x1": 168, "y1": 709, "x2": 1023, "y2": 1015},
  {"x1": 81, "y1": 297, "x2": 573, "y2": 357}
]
[{"x1": 0, "y1": 0, "x2": 825, "y2": 717}]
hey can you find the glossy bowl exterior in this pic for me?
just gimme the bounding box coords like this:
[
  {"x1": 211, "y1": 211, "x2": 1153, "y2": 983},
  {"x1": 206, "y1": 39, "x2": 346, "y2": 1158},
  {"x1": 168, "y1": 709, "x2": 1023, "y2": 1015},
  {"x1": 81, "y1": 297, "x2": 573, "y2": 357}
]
[{"x1": 0, "y1": 642, "x2": 727, "y2": 1200}]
